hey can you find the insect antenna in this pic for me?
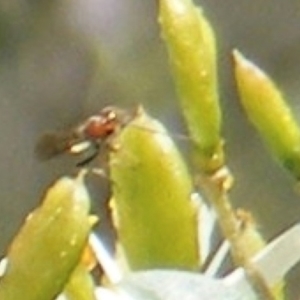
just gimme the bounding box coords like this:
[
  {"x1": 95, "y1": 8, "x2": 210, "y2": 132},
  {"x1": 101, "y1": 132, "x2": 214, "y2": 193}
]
[{"x1": 128, "y1": 122, "x2": 192, "y2": 143}]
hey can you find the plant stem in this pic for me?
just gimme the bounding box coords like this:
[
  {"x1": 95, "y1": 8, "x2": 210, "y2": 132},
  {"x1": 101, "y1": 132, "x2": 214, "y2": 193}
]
[{"x1": 198, "y1": 167, "x2": 276, "y2": 300}]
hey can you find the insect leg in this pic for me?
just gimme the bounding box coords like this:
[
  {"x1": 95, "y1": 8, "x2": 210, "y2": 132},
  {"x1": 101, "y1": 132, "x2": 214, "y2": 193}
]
[{"x1": 76, "y1": 141, "x2": 100, "y2": 167}]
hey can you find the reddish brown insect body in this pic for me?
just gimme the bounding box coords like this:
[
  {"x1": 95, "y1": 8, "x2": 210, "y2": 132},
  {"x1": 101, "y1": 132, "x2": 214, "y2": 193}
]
[
  {"x1": 76, "y1": 107, "x2": 123, "y2": 140},
  {"x1": 35, "y1": 106, "x2": 132, "y2": 166}
]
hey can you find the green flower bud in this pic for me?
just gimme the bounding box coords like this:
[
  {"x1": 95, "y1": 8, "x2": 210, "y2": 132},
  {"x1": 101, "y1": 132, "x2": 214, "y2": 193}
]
[
  {"x1": 233, "y1": 50, "x2": 300, "y2": 179},
  {"x1": 0, "y1": 174, "x2": 92, "y2": 300},
  {"x1": 63, "y1": 264, "x2": 96, "y2": 300},
  {"x1": 159, "y1": 0, "x2": 223, "y2": 172},
  {"x1": 109, "y1": 108, "x2": 199, "y2": 270}
]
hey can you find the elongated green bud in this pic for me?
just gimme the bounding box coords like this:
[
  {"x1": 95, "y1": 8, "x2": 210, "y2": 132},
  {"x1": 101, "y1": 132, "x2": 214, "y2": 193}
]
[
  {"x1": 159, "y1": 0, "x2": 223, "y2": 173},
  {"x1": 0, "y1": 174, "x2": 92, "y2": 300},
  {"x1": 63, "y1": 264, "x2": 96, "y2": 300},
  {"x1": 109, "y1": 108, "x2": 199, "y2": 270},
  {"x1": 233, "y1": 50, "x2": 300, "y2": 179}
]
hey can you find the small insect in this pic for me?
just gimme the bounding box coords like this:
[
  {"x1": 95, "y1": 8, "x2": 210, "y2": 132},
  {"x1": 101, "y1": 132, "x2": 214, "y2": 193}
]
[
  {"x1": 35, "y1": 106, "x2": 133, "y2": 166},
  {"x1": 36, "y1": 105, "x2": 191, "y2": 167}
]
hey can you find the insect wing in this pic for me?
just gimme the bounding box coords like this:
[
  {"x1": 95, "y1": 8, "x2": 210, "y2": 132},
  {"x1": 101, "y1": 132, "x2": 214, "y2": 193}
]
[{"x1": 35, "y1": 131, "x2": 74, "y2": 160}]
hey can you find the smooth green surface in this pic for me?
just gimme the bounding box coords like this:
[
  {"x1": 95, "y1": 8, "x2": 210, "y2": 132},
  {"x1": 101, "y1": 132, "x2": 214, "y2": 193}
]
[
  {"x1": 110, "y1": 109, "x2": 199, "y2": 270},
  {"x1": 159, "y1": 0, "x2": 223, "y2": 172},
  {"x1": 0, "y1": 175, "x2": 91, "y2": 300},
  {"x1": 234, "y1": 50, "x2": 300, "y2": 179},
  {"x1": 64, "y1": 263, "x2": 96, "y2": 300}
]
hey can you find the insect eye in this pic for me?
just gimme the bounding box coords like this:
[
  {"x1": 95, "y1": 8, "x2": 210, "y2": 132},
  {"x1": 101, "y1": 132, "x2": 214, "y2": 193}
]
[
  {"x1": 107, "y1": 111, "x2": 117, "y2": 121},
  {"x1": 100, "y1": 107, "x2": 117, "y2": 121}
]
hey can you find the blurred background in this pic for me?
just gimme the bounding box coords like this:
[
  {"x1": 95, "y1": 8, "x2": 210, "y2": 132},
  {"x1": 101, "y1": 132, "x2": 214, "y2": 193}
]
[{"x1": 0, "y1": 0, "x2": 300, "y2": 298}]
